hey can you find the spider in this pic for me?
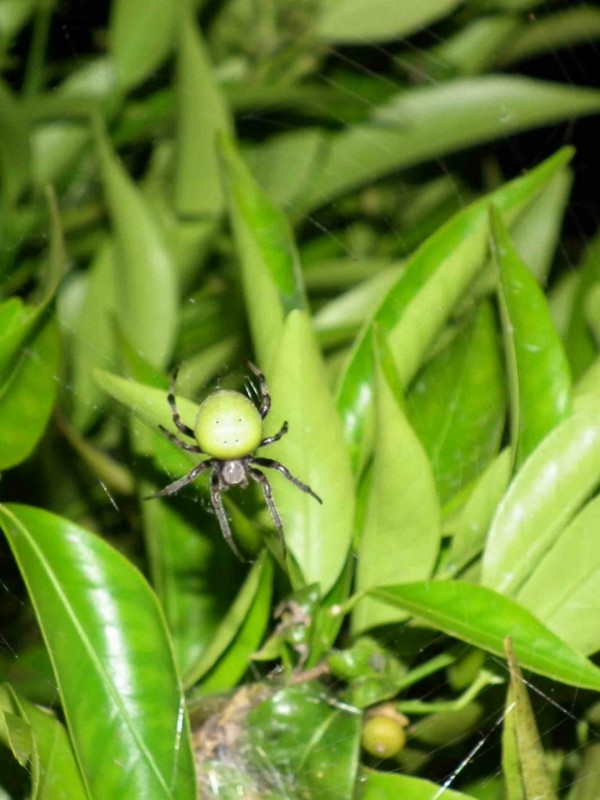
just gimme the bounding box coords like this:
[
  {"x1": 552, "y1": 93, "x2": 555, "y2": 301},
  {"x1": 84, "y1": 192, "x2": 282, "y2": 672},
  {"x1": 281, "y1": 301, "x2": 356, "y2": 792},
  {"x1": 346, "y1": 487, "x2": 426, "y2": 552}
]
[{"x1": 147, "y1": 361, "x2": 322, "y2": 561}]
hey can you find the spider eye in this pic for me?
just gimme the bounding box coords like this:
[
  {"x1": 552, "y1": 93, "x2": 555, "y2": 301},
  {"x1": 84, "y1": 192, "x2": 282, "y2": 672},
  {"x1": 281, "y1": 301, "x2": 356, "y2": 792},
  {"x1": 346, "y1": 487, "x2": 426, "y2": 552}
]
[{"x1": 194, "y1": 390, "x2": 263, "y2": 459}]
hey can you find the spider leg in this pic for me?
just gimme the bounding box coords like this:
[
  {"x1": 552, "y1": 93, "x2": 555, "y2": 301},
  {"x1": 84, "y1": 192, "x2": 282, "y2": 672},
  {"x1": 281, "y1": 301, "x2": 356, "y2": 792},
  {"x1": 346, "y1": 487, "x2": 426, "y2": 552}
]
[
  {"x1": 168, "y1": 367, "x2": 196, "y2": 439},
  {"x1": 259, "y1": 420, "x2": 288, "y2": 448},
  {"x1": 209, "y1": 472, "x2": 249, "y2": 562},
  {"x1": 244, "y1": 360, "x2": 271, "y2": 419},
  {"x1": 145, "y1": 459, "x2": 213, "y2": 499},
  {"x1": 158, "y1": 425, "x2": 203, "y2": 453},
  {"x1": 250, "y1": 457, "x2": 323, "y2": 504},
  {"x1": 248, "y1": 468, "x2": 287, "y2": 560}
]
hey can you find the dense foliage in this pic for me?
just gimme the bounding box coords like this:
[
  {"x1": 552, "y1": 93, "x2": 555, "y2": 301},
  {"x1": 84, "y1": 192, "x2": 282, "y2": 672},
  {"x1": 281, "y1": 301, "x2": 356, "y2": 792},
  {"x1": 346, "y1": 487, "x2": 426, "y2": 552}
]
[{"x1": 1, "y1": 1, "x2": 600, "y2": 798}]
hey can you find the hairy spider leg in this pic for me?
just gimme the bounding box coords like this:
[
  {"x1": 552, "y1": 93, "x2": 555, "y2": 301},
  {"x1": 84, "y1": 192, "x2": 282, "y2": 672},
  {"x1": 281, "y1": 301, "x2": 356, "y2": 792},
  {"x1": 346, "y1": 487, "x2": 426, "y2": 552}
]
[
  {"x1": 259, "y1": 420, "x2": 288, "y2": 448},
  {"x1": 146, "y1": 459, "x2": 214, "y2": 499},
  {"x1": 209, "y1": 471, "x2": 248, "y2": 562},
  {"x1": 158, "y1": 425, "x2": 203, "y2": 453},
  {"x1": 168, "y1": 368, "x2": 196, "y2": 439},
  {"x1": 249, "y1": 467, "x2": 287, "y2": 559},
  {"x1": 245, "y1": 360, "x2": 271, "y2": 419},
  {"x1": 250, "y1": 456, "x2": 323, "y2": 504}
]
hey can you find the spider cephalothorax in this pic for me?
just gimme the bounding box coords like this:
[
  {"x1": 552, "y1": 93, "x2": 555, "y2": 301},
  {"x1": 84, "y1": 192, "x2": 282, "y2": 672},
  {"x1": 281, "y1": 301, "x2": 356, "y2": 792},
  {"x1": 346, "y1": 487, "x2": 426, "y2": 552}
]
[{"x1": 148, "y1": 361, "x2": 322, "y2": 560}]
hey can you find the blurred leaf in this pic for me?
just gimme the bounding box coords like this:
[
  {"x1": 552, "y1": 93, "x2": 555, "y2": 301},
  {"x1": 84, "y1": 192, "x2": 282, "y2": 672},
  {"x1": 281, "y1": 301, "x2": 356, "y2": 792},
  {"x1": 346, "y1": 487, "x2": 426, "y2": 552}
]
[
  {"x1": 220, "y1": 134, "x2": 307, "y2": 372},
  {"x1": 0, "y1": 684, "x2": 87, "y2": 799},
  {"x1": 574, "y1": 744, "x2": 600, "y2": 800},
  {"x1": 95, "y1": 120, "x2": 178, "y2": 369},
  {"x1": 247, "y1": 681, "x2": 361, "y2": 800},
  {"x1": 110, "y1": 0, "x2": 176, "y2": 91},
  {"x1": 504, "y1": 639, "x2": 557, "y2": 800},
  {"x1": 372, "y1": 581, "x2": 600, "y2": 691},
  {"x1": 315, "y1": 0, "x2": 461, "y2": 43},
  {"x1": 360, "y1": 768, "x2": 477, "y2": 799},
  {"x1": 492, "y1": 205, "x2": 571, "y2": 469},
  {"x1": 353, "y1": 343, "x2": 440, "y2": 632},
  {"x1": 174, "y1": 13, "x2": 232, "y2": 217},
  {"x1": 482, "y1": 397, "x2": 600, "y2": 595},
  {"x1": 500, "y1": 6, "x2": 600, "y2": 66},
  {"x1": 184, "y1": 553, "x2": 271, "y2": 688},
  {"x1": 564, "y1": 227, "x2": 600, "y2": 379},
  {"x1": 407, "y1": 302, "x2": 505, "y2": 502},
  {"x1": 0, "y1": 78, "x2": 30, "y2": 206},
  {"x1": 301, "y1": 78, "x2": 598, "y2": 211},
  {"x1": 0, "y1": 504, "x2": 196, "y2": 799},
  {"x1": 337, "y1": 147, "x2": 572, "y2": 472},
  {"x1": 197, "y1": 554, "x2": 273, "y2": 694},
  {"x1": 0, "y1": 315, "x2": 60, "y2": 471},
  {"x1": 267, "y1": 310, "x2": 354, "y2": 594}
]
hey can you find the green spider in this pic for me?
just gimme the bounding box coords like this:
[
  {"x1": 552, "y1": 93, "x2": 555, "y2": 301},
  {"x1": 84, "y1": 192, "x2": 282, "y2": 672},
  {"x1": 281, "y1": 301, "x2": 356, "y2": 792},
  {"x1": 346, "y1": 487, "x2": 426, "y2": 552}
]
[{"x1": 148, "y1": 361, "x2": 322, "y2": 560}]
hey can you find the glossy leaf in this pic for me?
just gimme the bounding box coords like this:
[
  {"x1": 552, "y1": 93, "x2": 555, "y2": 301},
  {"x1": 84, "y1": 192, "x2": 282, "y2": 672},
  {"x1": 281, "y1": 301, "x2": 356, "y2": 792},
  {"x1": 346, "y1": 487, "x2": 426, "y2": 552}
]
[
  {"x1": 174, "y1": 12, "x2": 232, "y2": 217},
  {"x1": 220, "y1": 134, "x2": 307, "y2": 372},
  {"x1": 407, "y1": 302, "x2": 505, "y2": 502},
  {"x1": 492, "y1": 206, "x2": 571, "y2": 469},
  {"x1": 372, "y1": 581, "x2": 600, "y2": 691},
  {"x1": 337, "y1": 147, "x2": 572, "y2": 472},
  {"x1": 516, "y1": 494, "x2": 600, "y2": 656},
  {"x1": 301, "y1": 79, "x2": 598, "y2": 211},
  {"x1": 247, "y1": 681, "x2": 361, "y2": 800},
  {"x1": 354, "y1": 349, "x2": 440, "y2": 632},
  {"x1": 482, "y1": 398, "x2": 600, "y2": 595},
  {"x1": 0, "y1": 504, "x2": 196, "y2": 799},
  {"x1": 361, "y1": 769, "x2": 476, "y2": 799},
  {"x1": 110, "y1": 0, "x2": 176, "y2": 91},
  {"x1": 95, "y1": 121, "x2": 178, "y2": 369},
  {"x1": 0, "y1": 315, "x2": 60, "y2": 471},
  {"x1": 266, "y1": 310, "x2": 354, "y2": 593},
  {"x1": 0, "y1": 684, "x2": 87, "y2": 799},
  {"x1": 315, "y1": 0, "x2": 461, "y2": 43}
]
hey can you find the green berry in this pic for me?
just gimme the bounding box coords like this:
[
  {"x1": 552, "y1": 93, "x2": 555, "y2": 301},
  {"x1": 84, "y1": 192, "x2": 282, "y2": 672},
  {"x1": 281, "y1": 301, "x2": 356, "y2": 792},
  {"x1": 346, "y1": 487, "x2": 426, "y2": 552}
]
[{"x1": 361, "y1": 715, "x2": 406, "y2": 759}]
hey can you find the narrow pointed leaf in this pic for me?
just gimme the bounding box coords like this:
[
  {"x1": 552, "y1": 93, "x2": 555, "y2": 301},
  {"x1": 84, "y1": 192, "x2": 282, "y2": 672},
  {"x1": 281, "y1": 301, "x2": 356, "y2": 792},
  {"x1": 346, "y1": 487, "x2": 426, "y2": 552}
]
[
  {"x1": 482, "y1": 399, "x2": 600, "y2": 595},
  {"x1": 372, "y1": 581, "x2": 600, "y2": 691},
  {"x1": 492, "y1": 205, "x2": 571, "y2": 468}
]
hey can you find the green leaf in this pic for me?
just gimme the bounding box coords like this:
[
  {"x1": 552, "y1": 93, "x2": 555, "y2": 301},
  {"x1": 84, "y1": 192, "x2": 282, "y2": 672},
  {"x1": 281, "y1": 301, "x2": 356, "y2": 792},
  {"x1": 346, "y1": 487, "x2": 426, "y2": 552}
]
[
  {"x1": 184, "y1": 553, "x2": 271, "y2": 688},
  {"x1": 515, "y1": 494, "x2": 600, "y2": 656},
  {"x1": 301, "y1": 78, "x2": 599, "y2": 211},
  {"x1": 315, "y1": 0, "x2": 461, "y2": 44},
  {"x1": 0, "y1": 78, "x2": 30, "y2": 205},
  {"x1": 443, "y1": 450, "x2": 512, "y2": 578},
  {"x1": 0, "y1": 684, "x2": 87, "y2": 799},
  {"x1": 372, "y1": 581, "x2": 600, "y2": 691},
  {"x1": 492, "y1": 205, "x2": 571, "y2": 469},
  {"x1": 0, "y1": 504, "x2": 196, "y2": 800},
  {"x1": 504, "y1": 639, "x2": 557, "y2": 800},
  {"x1": 174, "y1": 13, "x2": 232, "y2": 217},
  {"x1": 95, "y1": 120, "x2": 178, "y2": 369},
  {"x1": 247, "y1": 682, "x2": 361, "y2": 800},
  {"x1": 407, "y1": 302, "x2": 505, "y2": 502},
  {"x1": 0, "y1": 315, "x2": 60, "y2": 471},
  {"x1": 337, "y1": 147, "x2": 573, "y2": 472},
  {"x1": 220, "y1": 134, "x2": 307, "y2": 372},
  {"x1": 353, "y1": 346, "x2": 440, "y2": 632},
  {"x1": 110, "y1": 0, "x2": 176, "y2": 91},
  {"x1": 481, "y1": 398, "x2": 600, "y2": 595},
  {"x1": 360, "y1": 768, "x2": 477, "y2": 799},
  {"x1": 267, "y1": 310, "x2": 354, "y2": 593}
]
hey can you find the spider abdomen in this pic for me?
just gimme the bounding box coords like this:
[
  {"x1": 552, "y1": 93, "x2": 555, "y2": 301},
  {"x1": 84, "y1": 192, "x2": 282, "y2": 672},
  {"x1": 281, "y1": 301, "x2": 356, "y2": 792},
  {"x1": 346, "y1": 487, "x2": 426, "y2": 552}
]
[{"x1": 194, "y1": 390, "x2": 263, "y2": 459}]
